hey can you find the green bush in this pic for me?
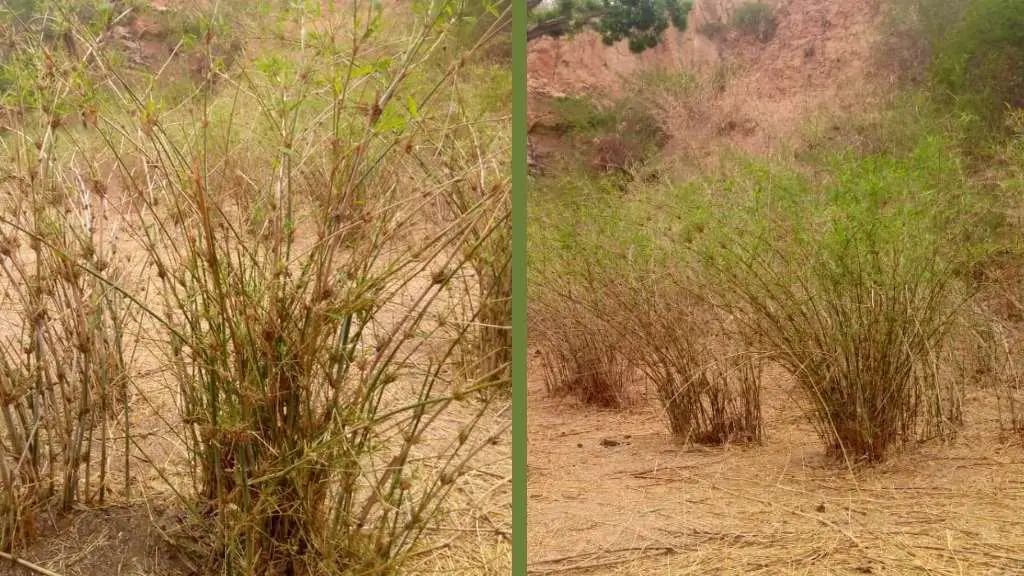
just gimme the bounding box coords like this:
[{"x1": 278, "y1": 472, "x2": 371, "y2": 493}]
[
  {"x1": 544, "y1": 96, "x2": 668, "y2": 172},
  {"x1": 932, "y1": 0, "x2": 1024, "y2": 136},
  {"x1": 691, "y1": 139, "x2": 995, "y2": 461},
  {"x1": 731, "y1": 2, "x2": 776, "y2": 42},
  {"x1": 547, "y1": 95, "x2": 616, "y2": 133}
]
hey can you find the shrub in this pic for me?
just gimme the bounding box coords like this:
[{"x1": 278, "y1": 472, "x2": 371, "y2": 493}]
[
  {"x1": 536, "y1": 312, "x2": 634, "y2": 408},
  {"x1": 731, "y1": 2, "x2": 777, "y2": 42},
  {"x1": 713, "y1": 241, "x2": 958, "y2": 461},
  {"x1": 873, "y1": 0, "x2": 970, "y2": 85},
  {"x1": 697, "y1": 150, "x2": 974, "y2": 463},
  {"x1": 529, "y1": 173, "x2": 761, "y2": 432},
  {"x1": 0, "y1": 164, "x2": 134, "y2": 551},
  {"x1": 0, "y1": 1, "x2": 511, "y2": 573},
  {"x1": 932, "y1": 0, "x2": 1024, "y2": 138},
  {"x1": 698, "y1": 21, "x2": 729, "y2": 41},
  {"x1": 547, "y1": 95, "x2": 616, "y2": 134},
  {"x1": 527, "y1": 175, "x2": 653, "y2": 409},
  {"x1": 546, "y1": 96, "x2": 668, "y2": 174},
  {"x1": 618, "y1": 282, "x2": 762, "y2": 444},
  {"x1": 0, "y1": 6, "x2": 137, "y2": 549}
]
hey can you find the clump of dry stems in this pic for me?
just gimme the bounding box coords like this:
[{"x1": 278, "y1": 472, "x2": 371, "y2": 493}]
[
  {"x1": 0, "y1": 8, "x2": 137, "y2": 547},
  {"x1": 532, "y1": 280, "x2": 635, "y2": 409},
  {"x1": 613, "y1": 280, "x2": 763, "y2": 445},
  {"x1": 0, "y1": 1, "x2": 511, "y2": 574},
  {"x1": 538, "y1": 327, "x2": 634, "y2": 409},
  {"x1": 708, "y1": 238, "x2": 961, "y2": 462}
]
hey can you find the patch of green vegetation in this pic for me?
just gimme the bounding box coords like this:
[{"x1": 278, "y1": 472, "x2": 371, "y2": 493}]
[
  {"x1": 529, "y1": 0, "x2": 693, "y2": 54},
  {"x1": 530, "y1": 88, "x2": 1015, "y2": 456},
  {"x1": 731, "y1": 1, "x2": 776, "y2": 42},
  {"x1": 542, "y1": 94, "x2": 668, "y2": 172},
  {"x1": 931, "y1": 0, "x2": 1024, "y2": 138},
  {"x1": 1, "y1": 0, "x2": 40, "y2": 19},
  {"x1": 464, "y1": 62, "x2": 514, "y2": 117},
  {"x1": 547, "y1": 95, "x2": 616, "y2": 133},
  {"x1": 697, "y1": 21, "x2": 729, "y2": 41},
  {"x1": 627, "y1": 68, "x2": 700, "y2": 102}
]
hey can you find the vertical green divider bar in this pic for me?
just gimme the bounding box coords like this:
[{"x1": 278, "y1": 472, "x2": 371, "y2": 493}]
[{"x1": 511, "y1": 0, "x2": 527, "y2": 574}]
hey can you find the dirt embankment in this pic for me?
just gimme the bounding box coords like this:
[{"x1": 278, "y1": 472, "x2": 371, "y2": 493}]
[{"x1": 528, "y1": 0, "x2": 892, "y2": 164}]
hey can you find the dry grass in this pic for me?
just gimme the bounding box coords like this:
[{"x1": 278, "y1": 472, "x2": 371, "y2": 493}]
[
  {"x1": 526, "y1": 369, "x2": 1024, "y2": 575},
  {"x1": 612, "y1": 281, "x2": 763, "y2": 446},
  {"x1": 535, "y1": 306, "x2": 634, "y2": 410},
  {"x1": 707, "y1": 239, "x2": 962, "y2": 462}
]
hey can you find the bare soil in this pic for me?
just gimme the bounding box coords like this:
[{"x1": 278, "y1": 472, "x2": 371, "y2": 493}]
[
  {"x1": 1, "y1": 503, "x2": 190, "y2": 576},
  {"x1": 527, "y1": 0, "x2": 895, "y2": 168},
  {"x1": 527, "y1": 357, "x2": 1024, "y2": 575}
]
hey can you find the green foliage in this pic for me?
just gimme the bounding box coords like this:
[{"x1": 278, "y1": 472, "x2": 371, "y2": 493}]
[
  {"x1": 464, "y1": 63, "x2": 514, "y2": 114},
  {"x1": 703, "y1": 132, "x2": 1003, "y2": 460},
  {"x1": 547, "y1": 95, "x2": 616, "y2": 132},
  {"x1": 447, "y1": 0, "x2": 511, "y2": 52},
  {"x1": 626, "y1": 68, "x2": 699, "y2": 101},
  {"x1": 528, "y1": 173, "x2": 660, "y2": 290},
  {"x1": 694, "y1": 150, "x2": 974, "y2": 460},
  {"x1": 544, "y1": 95, "x2": 668, "y2": 170},
  {"x1": 1, "y1": 0, "x2": 41, "y2": 20},
  {"x1": 592, "y1": 0, "x2": 693, "y2": 52},
  {"x1": 530, "y1": 99, "x2": 1008, "y2": 459},
  {"x1": 699, "y1": 137, "x2": 997, "y2": 287},
  {"x1": 529, "y1": 0, "x2": 693, "y2": 53},
  {"x1": 730, "y1": 1, "x2": 776, "y2": 42},
  {"x1": 910, "y1": 0, "x2": 971, "y2": 50},
  {"x1": 931, "y1": 0, "x2": 1024, "y2": 134}
]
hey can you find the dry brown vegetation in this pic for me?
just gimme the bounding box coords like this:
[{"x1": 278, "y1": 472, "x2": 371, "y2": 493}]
[{"x1": 0, "y1": 1, "x2": 511, "y2": 575}]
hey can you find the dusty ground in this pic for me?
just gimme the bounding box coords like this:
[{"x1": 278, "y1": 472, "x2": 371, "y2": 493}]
[{"x1": 527, "y1": 356, "x2": 1024, "y2": 575}]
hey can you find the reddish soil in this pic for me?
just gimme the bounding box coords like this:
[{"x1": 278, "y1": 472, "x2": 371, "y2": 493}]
[
  {"x1": 527, "y1": 0, "x2": 896, "y2": 167},
  {"x1": 527, "y1": 358, "x2": 1024, "y2": 575}
]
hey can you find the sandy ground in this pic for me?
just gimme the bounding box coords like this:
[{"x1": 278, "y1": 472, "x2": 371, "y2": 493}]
[{"x1": 526, "y1": 354, "x2": 1024, "y2": 575}]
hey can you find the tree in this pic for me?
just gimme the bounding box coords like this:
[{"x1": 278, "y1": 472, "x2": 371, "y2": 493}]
[{"x1": 527, "y1": 0, "x2": 693, "y2": 53}]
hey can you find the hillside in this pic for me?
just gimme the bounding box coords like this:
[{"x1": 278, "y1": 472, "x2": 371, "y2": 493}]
[{"x1": 528, "y1": 0, "x2": 898, "y2": 164}]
